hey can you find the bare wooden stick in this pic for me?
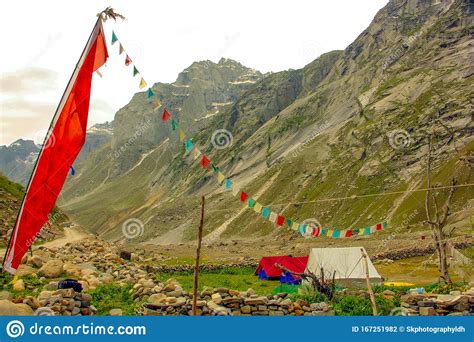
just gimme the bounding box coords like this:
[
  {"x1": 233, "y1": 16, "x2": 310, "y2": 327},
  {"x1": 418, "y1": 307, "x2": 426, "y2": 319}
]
[
  {"x1": 361, "y1": 248, "x2": 378, "y2": 316},
  {"x1": 192, "y1": 196, "x2": 205, "y2": 315}
]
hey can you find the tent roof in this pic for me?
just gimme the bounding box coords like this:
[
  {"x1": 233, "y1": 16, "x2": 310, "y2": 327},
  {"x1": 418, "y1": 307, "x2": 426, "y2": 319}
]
[
  {"x1": 306, "y1": 247, "x2": 381, "y2": 280},
  {"x1": 256, "y1": 256, "x2": 308, "y2": 278}
]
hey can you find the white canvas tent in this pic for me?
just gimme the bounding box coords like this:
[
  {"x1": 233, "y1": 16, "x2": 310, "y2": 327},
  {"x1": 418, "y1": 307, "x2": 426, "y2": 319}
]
[{"x1": 305, "y1": 247, "x2": 382, "y2": 288}]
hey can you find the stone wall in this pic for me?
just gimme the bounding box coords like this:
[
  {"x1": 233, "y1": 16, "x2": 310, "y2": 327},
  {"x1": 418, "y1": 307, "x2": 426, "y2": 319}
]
[
  {"x1": 400, "y1": 288, "x2": 474, "y2": 316},
  {"x1": 139, "y1": 279, "x2": 332, "y2": 316}
]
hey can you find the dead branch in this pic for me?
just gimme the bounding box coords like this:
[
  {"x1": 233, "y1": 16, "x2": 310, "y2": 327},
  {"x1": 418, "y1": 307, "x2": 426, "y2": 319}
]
[{"x1": 275, "y1": 263, "x2": 335, "y2": 300}]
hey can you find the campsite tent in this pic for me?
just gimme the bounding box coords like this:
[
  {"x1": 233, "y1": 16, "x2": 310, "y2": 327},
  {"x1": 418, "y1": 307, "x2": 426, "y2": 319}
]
[
  {"x1": 256, "y1": 256, "x2": 308, "y2": 284},
  {"x1": 305, "y1": 247, "x2": 382, "y2": 288}
]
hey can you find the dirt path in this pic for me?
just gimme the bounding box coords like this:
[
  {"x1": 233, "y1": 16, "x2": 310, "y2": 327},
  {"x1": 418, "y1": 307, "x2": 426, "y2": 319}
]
[{"x1": 41, "y1": 225, "x2": 91, "y2": 249}]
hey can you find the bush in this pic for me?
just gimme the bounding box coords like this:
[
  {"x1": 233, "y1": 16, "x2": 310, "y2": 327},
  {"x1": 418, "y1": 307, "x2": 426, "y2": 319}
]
[
  {"x1": 290, "y1": 285, "x2": 327, "y2": 303},
  {"x1": 87, "y1": 284, "x2": 141, "y2": 315},
  {"x1": 372, "y1": 284, "x2": 411, "y2": 294},
  {"x1": 333, "y1": 294, "x2": 399, "y2": 316}
]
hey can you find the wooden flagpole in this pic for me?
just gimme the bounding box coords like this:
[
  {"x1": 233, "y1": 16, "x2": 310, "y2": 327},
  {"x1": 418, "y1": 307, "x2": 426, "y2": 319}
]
[
  {"x1": 361, "y1": 248, "x2": 378, "y2": 316},
  {"x1": 192, "y1": 196, "x2": 205, "y2": 315}
]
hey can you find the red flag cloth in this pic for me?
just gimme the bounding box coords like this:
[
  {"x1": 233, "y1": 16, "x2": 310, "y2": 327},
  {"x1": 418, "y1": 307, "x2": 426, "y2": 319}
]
[
  {"x1": 2, "y1": 20, "x2": 108, "y2": 274},
  {"x1": 376, "y1": 223, "x2": 382, "y2": 231},
  {"x1": 162, "y1": 109, "x2": 171, "y2": 122},
  {"x1": 276, "y1": 215, "x2": 285, "y2": 226},
  {"x1": 345, "y1": 230, "x2": 353, "y2": 238},
  {"x1": 125, "y1": 54, "x2": 132, "y2": 66},
  {"x1": 200, "y1": 155, "x2": 210, "y2": 169},
  {"x1": 240, "y1": 192, "x2": 249, "y2": 202},
  {"x1": 312, "y1": 226, "x2": 320, "y2": 237}
]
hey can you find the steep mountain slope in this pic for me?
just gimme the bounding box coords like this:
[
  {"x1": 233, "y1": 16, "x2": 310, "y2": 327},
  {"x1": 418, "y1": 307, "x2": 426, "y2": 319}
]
[
  {"x1": 0, "y1": 174, "x2": 68, "y2": 247},
  {"x1": 0, "y1": 139, "x2": 39, "y2": 185},
  {"x1": 60, "y1": 0, "x2": 473, "y2": 245}
]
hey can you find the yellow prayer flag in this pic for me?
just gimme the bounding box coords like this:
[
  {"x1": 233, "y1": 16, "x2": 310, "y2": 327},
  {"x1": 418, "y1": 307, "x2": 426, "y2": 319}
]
[
  {"x1": 192, "y1": 148, "x2": 202, "y2": 161},
  {"x1": 231, "y1": 187, "x2": 240, "y2": 197},
  {"x1": 291, "y1": 222, "x2": 299, "y2": 231},
  {"x1": 217, "y1": 172, "x2": 225, "y2": 184},
  {"x1": 327, "y1": 229, "x2": 333, "y2": 237},
  {"x1": 152, "y1": 98, "x2": 162, "y2": 111},
  {"x1": 179, "y1": 129, "x2": 186, "y2": 142},
  {"x1": 139, "y1": 78, "x2": 147, "y2": 89},
  {"x1": 253, "y1": 202, "x2": 262, "y2": 213}
]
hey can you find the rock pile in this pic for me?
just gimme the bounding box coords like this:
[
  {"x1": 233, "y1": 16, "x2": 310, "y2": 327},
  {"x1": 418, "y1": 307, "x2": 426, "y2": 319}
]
[
  {"x1": 0, "y1": 289, "x2": 95, "y2": 316},
  {"x1": 400, "y1": 288, "x2": 474, "y2": 316},
  {"x1": 140, "y1": 279, "x2": 333, "y2": 316}
]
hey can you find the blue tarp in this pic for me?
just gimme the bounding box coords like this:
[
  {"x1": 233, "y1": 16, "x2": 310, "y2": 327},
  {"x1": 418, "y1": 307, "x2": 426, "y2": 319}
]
[{"x1": 279, "y1": 271, "x2": 302, "y2": 285}]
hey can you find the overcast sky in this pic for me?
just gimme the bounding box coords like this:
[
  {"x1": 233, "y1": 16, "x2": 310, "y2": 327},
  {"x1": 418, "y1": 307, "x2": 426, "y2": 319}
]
[{"x1": 0, "y1": 0, "x2": 388, "y2": 145}]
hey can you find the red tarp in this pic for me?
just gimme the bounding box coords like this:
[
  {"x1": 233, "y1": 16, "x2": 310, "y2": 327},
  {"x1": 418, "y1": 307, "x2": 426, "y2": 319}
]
[
  {"x1": 256, "y1": 256, "x2": 309, "y2": 279},
  {"x1": 2, "y1": 20, "x2": 108, "y2": 274}
]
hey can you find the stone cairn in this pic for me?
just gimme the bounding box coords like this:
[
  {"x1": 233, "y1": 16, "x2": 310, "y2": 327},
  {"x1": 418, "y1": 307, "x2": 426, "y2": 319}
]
[
  {"x1": 138, "y1": 278, "x2": 333, "y2": 316},
  {"x1": 399, "y1": 287, "x2": 474, "y2": 316}
]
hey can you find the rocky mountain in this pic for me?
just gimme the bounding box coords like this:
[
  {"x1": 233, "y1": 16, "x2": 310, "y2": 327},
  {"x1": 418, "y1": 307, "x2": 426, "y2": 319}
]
[
  {"x1": 0, "y1": 123, "x2": 114, "y2": 185},
  {"x1": 0, "y1": 174, "x2": 68, "y2": 246},
  {"x1": 59, "y1": 0, "x2": 472, "y2": 245},
  {"x1": 0, "y1": 139, "x2": 39, "y2": 185}
]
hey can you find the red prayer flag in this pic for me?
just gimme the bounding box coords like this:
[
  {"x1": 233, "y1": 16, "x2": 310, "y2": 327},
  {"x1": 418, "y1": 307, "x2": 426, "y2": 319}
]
[
  {"x1": 312, "y1": 227, "x2": 320, "y2": 237},
  {"x1": 200, "y1": 155, "x2": 210, "y2": 168},
  {"x1": 2, "y1": 20, "x2": 108, "y2": 274},
  {"x1": 276, "y1": 215, "x2": 285, "y2": 226},
  {"x1": 376, "y1": 223, "x2": 382, "y2": 231},
  {"x1": 162, "y1": 109, "x2": 171, "y2": 122},
  {"x1": 240, "y1": 192, "x2": 249, "y2": 202},
  {"x1": 345, "y1": 230, "x2": 353, "y2": 238},
  {"x1": 125, "y1": 54, "x2": 132, "y2": 66}
]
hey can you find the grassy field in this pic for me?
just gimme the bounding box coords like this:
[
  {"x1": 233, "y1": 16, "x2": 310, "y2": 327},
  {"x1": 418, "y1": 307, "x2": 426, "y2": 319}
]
[{"x1": 154, "y1": 267, "x2": 285, "y2": 295}]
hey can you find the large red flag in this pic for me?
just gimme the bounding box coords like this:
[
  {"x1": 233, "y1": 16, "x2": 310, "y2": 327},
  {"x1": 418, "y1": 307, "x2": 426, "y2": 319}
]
[{"x1": 2, "y1": 19, "x2": 108, "y2": 274}]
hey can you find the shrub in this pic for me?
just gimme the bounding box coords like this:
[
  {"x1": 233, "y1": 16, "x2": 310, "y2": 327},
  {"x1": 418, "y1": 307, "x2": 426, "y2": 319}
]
[
  {"x1": 87, "y1": 283, "x2": 140, "y2": 315},
  {"x1": 333, "y1": 294, "x2": 399, "y2": 316}
]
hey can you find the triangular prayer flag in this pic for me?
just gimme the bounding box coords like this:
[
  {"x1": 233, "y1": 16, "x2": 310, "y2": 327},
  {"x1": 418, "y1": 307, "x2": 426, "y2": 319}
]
[
  {"x1": 254, "y1": 202, "x2": 262, "y2": 214},
  {"x1": 152, "y1": 98, "x2": 161, "y2": 111},
  {"x1": 276, "y1": 215, "x2": 285, "y2": 226},
  {"x1": 248, "y1": 198, "x2": 256, "y2": 208},
  {"x1": 125, "y1": 55, "x2": 132, "y2": 66},
  {"x1": 147, "y1": 88, "x2": 154, "y2": 98},
  {"x1": 192, "y1": 148, "x2": 202, "y2": 161},
  {"x1": 212, "y1": 164, "x2": 219, "y2": 174},
  {"x1": 291, "y1": 222, "x2": 299, "y2": 231},
  {"x1": 269, "y1": 212, "x2": 278, "y2": 223},
  {"x1": 286, "y1": 218, "x2": 293, "y2": 228},
  {"x1": 111, "y1": 31, "x2": 118, "y2": 45},
  {"x1": 261, "y1": 207, "x2": 270, "y2": 219},
  {"x1": 119, "y1": 44, "x2": 124, "y2": 55},
  {"x1": 139, "y1": 78, "x2": 147, "y2": 89},
  {"x1": 231, "y1": 186, "x2": 240, "y2": 197},
  {"x1": 185, "y1": 139, "x2": 194, "y2": 152},
  {"x1": 298, "y1": 224, "x2": 307, "y2": 235},
  {"x1": 200, "y1": 155, "x2": 210, "y2": 168},
  {"x1": 225, "y1": 179, "x2": 232, "y2": 189},
  {"x1": 171, "y1": 120, "x2": 178, "y2": 131},
  {"x1": 133, "y1": 66, "x2": 139, "y2": 77},
  {"x1": 217, "y1": 172, "x2": 225, "y2": 184},
  {"x1": 240, "y1": 192, "x2": 249, "y2": 203},
  {"x1": 179, "y1": 129, "x2": 186, "y2": 142},
  {"x1": 162, "y1": 109, "x2": 171, "y2": 122}
]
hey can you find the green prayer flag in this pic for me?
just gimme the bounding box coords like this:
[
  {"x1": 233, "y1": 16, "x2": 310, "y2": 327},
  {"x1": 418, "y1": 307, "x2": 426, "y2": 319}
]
[
  {"x1": 212, "y1": 164, "x2": 219, "y2": 174},
  {"x1": 286, "y1": 218, "x2": 293, "y2": 228},
  {"x1": 111, "y1": 31, "x2": 118, "y2": 45},
  {"x1": 171, "y1": 120, "x2": 178, "y2": 131},
  {"x1": 133, "y1": 66, "x2": 139, "y2": 77},
  {"x1": 248, "y1": 198, "x2": 256, "y2": 208}
]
